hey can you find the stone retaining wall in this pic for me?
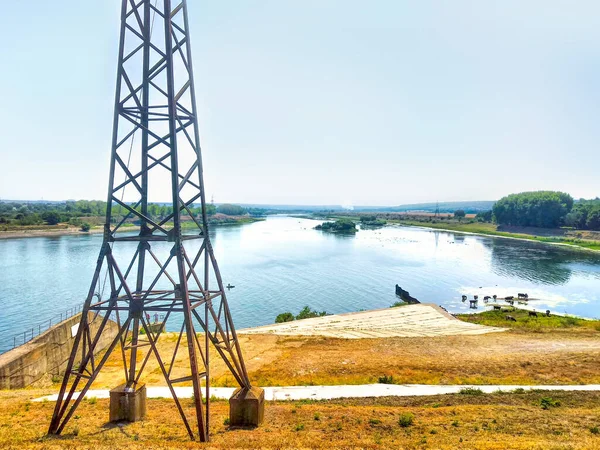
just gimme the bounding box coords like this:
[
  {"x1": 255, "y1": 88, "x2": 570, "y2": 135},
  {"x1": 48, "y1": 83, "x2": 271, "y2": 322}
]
[{"x1": 0, "y1": 312, "x2": 119, "y2": 389}]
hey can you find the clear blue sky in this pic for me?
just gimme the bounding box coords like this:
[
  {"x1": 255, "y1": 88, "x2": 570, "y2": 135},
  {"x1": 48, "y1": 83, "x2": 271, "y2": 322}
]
[{"x1": 1, "y1": 1, "x2": 598, "y2": 206}]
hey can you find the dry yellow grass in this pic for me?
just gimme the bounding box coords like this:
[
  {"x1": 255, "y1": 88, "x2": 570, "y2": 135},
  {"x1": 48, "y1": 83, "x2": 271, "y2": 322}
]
[
  {"x1": 32, "y1": 325, "x2": 600, "y2": 390},
  {"x1": 1, "y1": 389, "x2": 600, "y2": 449}
]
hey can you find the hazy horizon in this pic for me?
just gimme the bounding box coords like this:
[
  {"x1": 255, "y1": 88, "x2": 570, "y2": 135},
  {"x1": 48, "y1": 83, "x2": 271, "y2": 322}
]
[{"x1": 1, "y1": 1, "x2": 599, "y2": 204}]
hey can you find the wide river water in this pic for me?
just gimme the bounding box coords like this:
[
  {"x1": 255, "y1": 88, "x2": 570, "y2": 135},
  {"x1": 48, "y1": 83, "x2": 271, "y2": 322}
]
[{"x1": 1, "y1": 215, "x2": 599, "y2": 353}]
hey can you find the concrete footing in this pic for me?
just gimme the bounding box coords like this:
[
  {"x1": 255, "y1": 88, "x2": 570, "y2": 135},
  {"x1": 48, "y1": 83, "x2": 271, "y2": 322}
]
[
  {"x1": 229, "y1": 386, "x2": 264, "y2": 427},
  {"x1": 109, "y1": 383, "x2": 146, "y2": 422}
]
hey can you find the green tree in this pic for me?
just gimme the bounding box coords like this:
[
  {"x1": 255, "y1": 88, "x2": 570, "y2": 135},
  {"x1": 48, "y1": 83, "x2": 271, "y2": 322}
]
[
  {"x1": 475, "y1": 210, "x2": 493, "y2": 222},
  {"x1": 216, "y1": 204, "x2": 246, "y2": 216},
  {"x1": 42, "y1": 211, "x2": 61, "y2": 225},
  {"x1": 493, "y1": 191, "x2": 573, "y2": 228},
  {"x1": 80, "y1": 222, "x2": 91, "y2": 232},
  {"x1": 454, "y1": 210, "x2": 466, "y2": 221}
]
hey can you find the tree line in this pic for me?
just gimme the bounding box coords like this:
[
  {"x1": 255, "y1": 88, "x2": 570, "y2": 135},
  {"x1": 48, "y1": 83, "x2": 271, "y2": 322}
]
[
  {"x1": 487, "y1": 191, "x2": 600, "y2": 231},
  {"x1": 0, "y1": 200, "x2": 256, "y2": 227}
]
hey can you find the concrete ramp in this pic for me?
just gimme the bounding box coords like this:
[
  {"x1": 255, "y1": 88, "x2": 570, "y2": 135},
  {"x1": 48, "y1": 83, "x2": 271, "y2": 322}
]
[{"x1": 239, "y1": 304, "x2": 505, "y2": 339}]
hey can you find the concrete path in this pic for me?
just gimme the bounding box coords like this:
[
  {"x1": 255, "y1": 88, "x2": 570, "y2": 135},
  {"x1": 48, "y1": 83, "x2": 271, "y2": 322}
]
[
  {"x1": 239, "y1": 304, "x2": 505, "y2": 339},
  {"x1": 33, "y1": 384, "x2": 600, "y2": 403}
]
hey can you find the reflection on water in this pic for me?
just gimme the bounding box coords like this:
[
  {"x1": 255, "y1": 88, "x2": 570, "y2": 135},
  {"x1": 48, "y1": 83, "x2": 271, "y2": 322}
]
[{"x1": 0, "y1": 216, "x2": 599, "y2": 353}]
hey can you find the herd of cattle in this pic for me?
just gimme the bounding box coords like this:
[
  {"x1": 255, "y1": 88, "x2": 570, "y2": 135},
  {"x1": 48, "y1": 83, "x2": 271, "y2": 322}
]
[{"x1": 462, "y1": 292, "x2": 551, "y2": 321}]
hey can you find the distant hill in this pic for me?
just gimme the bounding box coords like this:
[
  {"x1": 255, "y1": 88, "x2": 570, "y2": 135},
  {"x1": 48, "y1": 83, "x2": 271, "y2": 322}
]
[
  {"x1": 367, "y1": 201, "x2": 495, "y2": 214},
  {"x1": 237, "y1": 201, "x2": 495, "y2": 214}
]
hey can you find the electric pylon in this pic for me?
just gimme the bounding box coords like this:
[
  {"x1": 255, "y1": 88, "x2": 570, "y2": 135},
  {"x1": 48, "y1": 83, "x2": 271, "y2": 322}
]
[{"x1": 48, "y1": 0, "x2": 253, "y2": 441}]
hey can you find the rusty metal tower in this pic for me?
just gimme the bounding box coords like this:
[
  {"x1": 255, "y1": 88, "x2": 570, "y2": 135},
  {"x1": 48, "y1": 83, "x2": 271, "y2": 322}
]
[{"x1": 48, "y1": 0, "x2": 256, "y2": 441}]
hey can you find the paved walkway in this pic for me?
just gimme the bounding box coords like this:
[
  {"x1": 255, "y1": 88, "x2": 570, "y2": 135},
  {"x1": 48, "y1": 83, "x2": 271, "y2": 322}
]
[
  {"x1": 33, "y1": 384, "x2": 600, "y2": 403},
  {"x1": 239, "y1": 304, "x2": 505, "y2": 339}
]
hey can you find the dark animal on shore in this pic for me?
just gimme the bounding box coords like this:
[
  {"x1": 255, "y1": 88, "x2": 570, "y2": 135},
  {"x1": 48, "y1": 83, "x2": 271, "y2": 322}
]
[
  {"x1": 505, "y1": 296, "x2": 514, "y2": 300},
  {"x1": 473, "y1": 295, "x2": 478, "y2": 300},
  {"x1": 493, "y1": 305, "x2": 501, "y2": 310},
  {"x1": 469, "y1": 300, "x2": 478, "y2": 309},
  {"x1": 493, "y1": 295, "x2": 497, "y2": 300},
  {"x1": 395, "y1": 285, "x2": 420, "y2": 304},
  {"x1": 484, "y1": 296, "x2": 491, "y2": 301},
  {"x1": 545, "y1": 310, "x2": 551, "y2": 317},
  {"x1": 518, "y1": 293, "x2": 529, "y2": 299},
  {"x1": 505, "y1": 315, "x2": 517, "y2": 322},
  {"x1": 528, "y1": 311, "x2": 538, "y2": 317},
  {"x1": 462, "y1": 295, "x2": 467, "y2": 302},
  {"x1": 507, "y1": 300, "x2": 514, "y2": 306}
]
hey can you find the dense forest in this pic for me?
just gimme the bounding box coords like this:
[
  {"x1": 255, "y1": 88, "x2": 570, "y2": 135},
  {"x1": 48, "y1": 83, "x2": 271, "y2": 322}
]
[{"x1": 492, "y1": 191, "x2": 600, "y2": 231}]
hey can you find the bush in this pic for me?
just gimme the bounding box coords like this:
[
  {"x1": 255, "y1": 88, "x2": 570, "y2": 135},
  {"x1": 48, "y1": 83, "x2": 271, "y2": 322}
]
[
  {"x1": 378, "y1": 375, "x2": 394, "y2": 384},
  {"x1": 591, "y1": 426, "x2": 599, "y2": 435},
  {"x1": 80, "y1": 222, "x2": 91, "y2": 232},
  {"x1": 459, "y1": 387, "x2": 484, "y2": 396},
  {"x1": 540, "y1": 397, "x2": 560, "y2": 410},
  {"x1": 398, "y1": 413, "x2": 414, "y2": 428},
  {"x1": 275, "y1": 312, "x2": 294, "y2": 323},
  {"x1": 274, "y1": 306, "x2": 328, "y2": 324},
  {"x1": 295, "y1": 306, "x2": 327, "y2": 320},
  {"x1": 390, "y1": 301, "x2": 408, "y2": 308}
]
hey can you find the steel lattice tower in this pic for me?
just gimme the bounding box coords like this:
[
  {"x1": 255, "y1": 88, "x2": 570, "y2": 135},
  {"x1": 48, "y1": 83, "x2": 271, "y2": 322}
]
[{"x1": 48, "y1": 0, "x2": 252, "y2": 441}]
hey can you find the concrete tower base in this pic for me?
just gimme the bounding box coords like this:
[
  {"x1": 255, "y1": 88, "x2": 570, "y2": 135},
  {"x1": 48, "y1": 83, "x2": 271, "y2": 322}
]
[
  {"x1": 229, "y1": 386, "x2": 265, "y2": 426},
  {"x1": 109, "y1": 383, "x2": 146, "y2": 422}
]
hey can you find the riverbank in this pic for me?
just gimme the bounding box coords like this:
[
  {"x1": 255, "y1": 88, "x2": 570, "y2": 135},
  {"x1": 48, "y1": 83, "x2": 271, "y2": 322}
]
[
  {"x1": 0, "y1": 217, "x2": 264, "y2": 240},
  {"x1": 386, "y1": 219, "x2": 600, "y2": 251}
]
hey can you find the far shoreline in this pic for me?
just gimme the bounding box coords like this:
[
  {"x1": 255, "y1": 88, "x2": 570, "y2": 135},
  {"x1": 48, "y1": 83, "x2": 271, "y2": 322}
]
[{"x1": 0, "y1": 217, "x2": 264, "y2": 240}]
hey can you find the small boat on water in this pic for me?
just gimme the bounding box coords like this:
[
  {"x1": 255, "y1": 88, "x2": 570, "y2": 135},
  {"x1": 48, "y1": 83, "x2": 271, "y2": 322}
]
[{"x1": 226, "y1": 283, "x2": 235, "y2": 289}]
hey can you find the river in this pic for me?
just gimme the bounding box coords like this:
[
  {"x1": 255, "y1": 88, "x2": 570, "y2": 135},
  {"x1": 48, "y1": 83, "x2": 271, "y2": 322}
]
[{"x1": 1, "y1": 215, "x2": 599, "y2": 353}]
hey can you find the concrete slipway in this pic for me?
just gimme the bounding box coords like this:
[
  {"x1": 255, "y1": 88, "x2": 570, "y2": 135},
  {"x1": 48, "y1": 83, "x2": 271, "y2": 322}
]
[{"x1": 238, "y1": 303, "x2": 506, "y2": 338}]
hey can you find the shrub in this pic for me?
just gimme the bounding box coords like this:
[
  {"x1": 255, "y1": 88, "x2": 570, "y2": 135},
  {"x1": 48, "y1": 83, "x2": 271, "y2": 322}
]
[
  {"x1": 87, "y1": 396, "x2": 97, "y2": 405},
  {"x1": 275, "y1": 312, "x2": 294, "y2": 323},
  {"x1": 540, "y1": 397, "x2": 560, "y2": 410},
  {"x1": 591, "y1": 426, "x2": 599, "y2": 435},
  {"x1": 313, "y1": 412, "x2": 320, "y2": 421},
  {"x1": 223, "y1": 418, "x2": 230, "y2": 425},
  {"x1": 390, "y1": 301, "x2": 407, "y2": 308},
  {"x1": 378, "y1": 375, "x2": 394, "y2": 384},
  {"x1": 295, "y1": 423, "x2": 305, "y2": 431},
  {"x1": 369, "y1": 418, "x2": 382, "y2": 425},
  {"x1": 80, "y1": 222, "x2": 91, "y2": 232},
  {"x1": 398, "y1": 413, "x2": 414, "y2": 428},
  {"x1": 459, "y1": 387, "x2": 484, "y2": 396}
]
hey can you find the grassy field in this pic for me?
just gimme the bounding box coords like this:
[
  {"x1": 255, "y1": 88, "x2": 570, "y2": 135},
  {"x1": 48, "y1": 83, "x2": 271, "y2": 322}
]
[
  {"x1": 457, "y1": 308, "x2": 600, "y2": 333},
  {"x1": 1, "y1": 389, "x2": 600, "y2": 449},
  {"x1": 386, "y1": 219, "x2": 600, "y2": 251}
]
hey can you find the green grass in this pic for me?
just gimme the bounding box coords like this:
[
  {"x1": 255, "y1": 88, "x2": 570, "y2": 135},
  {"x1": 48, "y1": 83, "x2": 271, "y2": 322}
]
[
  {"x1": 457, "y1": 309, "x2": 600, "y2": 332},
  {"x1": 386, "y1": 220, "x2": 600, "y2": 251}
]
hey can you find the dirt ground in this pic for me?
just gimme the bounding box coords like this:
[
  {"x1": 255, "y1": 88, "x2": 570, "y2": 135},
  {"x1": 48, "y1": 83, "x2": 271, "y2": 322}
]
[{"x1": 1, "y1": 389, "x2": 599, "y2": 449}]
